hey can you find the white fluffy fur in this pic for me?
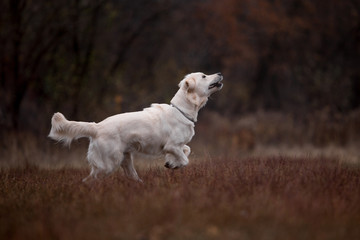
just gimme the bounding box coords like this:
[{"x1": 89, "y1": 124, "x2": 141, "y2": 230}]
[{"x1": 49, "y1": 72, "x2": 223, "y2": 182}]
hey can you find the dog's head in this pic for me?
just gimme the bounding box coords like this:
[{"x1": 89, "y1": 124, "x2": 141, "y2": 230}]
[{"x1": 179, "y1": 72, "x2": 223, "y2": 108}]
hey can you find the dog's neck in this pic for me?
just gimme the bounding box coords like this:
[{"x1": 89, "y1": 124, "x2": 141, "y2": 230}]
[
  {"x1": 170, "y1": 89, "x2": 207, "y2": 123},
  {"x1": 170, "y1": 103, "x2": 196, "y2": 123}
]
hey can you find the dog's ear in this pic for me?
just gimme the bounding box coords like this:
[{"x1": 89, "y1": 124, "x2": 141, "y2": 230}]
[{"x1": 181, "y1": 77, "x2": 196, "y2": 91}]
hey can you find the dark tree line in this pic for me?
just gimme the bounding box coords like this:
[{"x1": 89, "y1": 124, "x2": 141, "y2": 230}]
[{"x1": 0, "y1": 0, "x2": 359, "y2": 131}]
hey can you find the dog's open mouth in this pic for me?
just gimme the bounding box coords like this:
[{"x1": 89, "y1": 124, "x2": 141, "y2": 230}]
[{"x1": 208, "y1": 81, "x2": 223, "y2": 89}]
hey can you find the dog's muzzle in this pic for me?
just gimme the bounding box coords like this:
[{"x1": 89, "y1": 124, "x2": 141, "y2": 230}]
[{"x1": 208, "y1": 73, "x2": 223, "y2": 89}]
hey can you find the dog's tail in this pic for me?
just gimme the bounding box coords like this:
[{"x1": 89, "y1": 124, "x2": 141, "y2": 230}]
[{"x1": 48, "y1": 112, "x2": 97, "y2": 146}]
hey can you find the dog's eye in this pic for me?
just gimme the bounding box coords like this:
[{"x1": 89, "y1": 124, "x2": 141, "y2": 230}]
[{"x1": 202, "y1": 75, "x2": 206, "y2": 78}]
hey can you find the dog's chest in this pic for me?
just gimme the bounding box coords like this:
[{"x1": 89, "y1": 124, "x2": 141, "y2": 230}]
[{"x1": 170, "y1": 123, "x2": 194, "y2": 143}]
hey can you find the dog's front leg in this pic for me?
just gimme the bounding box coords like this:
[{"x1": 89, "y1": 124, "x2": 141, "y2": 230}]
[
  {"x1": 183, "y1": 145, "x2": 191, "y2": 157},
  {"x1": 164, "y1": 145, "x2": 189, "y2": 169}
]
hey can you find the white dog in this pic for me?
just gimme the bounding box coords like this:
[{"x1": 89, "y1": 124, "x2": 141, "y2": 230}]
[{"x1": 49, "y1": 72, "x2": 223, "y2": 181}]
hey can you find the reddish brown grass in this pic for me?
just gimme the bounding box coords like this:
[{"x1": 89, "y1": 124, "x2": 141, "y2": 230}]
[{"x1": 1, "y1": 157, "x2": 360, "y2": 240}]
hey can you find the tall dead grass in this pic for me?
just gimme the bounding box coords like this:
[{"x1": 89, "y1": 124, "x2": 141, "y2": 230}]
[
  {"x1": 194, "y1": 109, "x2": 360, "y2": 163},
  {"x1": 1, "y1": 110, "x2": 359, "y2": 239},
  {"x1": 1, "y1": 157, "x2": 360, "y2": 239},
  {"x1": 1, "y1": 109, "x2": 360, "y2": 169}
]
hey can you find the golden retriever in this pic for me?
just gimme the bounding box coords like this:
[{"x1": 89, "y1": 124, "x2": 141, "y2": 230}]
[{"x1": 49, "y1": 72, "x2": 223, "y2": 181}]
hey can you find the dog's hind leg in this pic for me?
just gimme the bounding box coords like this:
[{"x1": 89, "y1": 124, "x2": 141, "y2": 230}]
[
  {"x1": 83, "y1": 140, "x2": 115, "y2": 182},
  {"x1": 84, "y1": 137, "x2": 126, "y2": 182},
  {"x1": 121, "y1": 152, "x2": 142, "y2": 182},
  {"x1": 82, "y1": 165, "x2": 101, "y2": 182}
]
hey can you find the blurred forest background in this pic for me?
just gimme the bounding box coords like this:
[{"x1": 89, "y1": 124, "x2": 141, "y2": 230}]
[{"x1": 1, "y1": 0, "x2": 360, "y2": 166}]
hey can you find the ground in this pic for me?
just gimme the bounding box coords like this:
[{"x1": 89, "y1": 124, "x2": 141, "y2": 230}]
[{"x1": 1, "y1": 157, "x2": 360, "y2": 240}]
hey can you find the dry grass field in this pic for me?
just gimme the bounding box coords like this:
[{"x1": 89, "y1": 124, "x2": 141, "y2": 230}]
[
  {"x1": 1, "y1": 0, "x2": 359, "y2": 238},
  {"x1": 1, "y1": 156, "x2": 360, "y2": 240}
]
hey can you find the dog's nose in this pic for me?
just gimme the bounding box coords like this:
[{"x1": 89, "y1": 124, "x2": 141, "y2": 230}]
[{"x1": 216, "y1": 72, "x2": 222, "y2": 76}]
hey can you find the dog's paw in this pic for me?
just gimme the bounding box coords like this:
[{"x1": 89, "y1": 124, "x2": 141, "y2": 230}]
[
  {"x1": 164, "y1": 162, "x2": 173, "y2": 169},
  {"x1": 164, "y1": 162, "x2": 184, "y2": 169},
  {"x1": 164, "y1": 162, "x2": 178, "y2": 169}
]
